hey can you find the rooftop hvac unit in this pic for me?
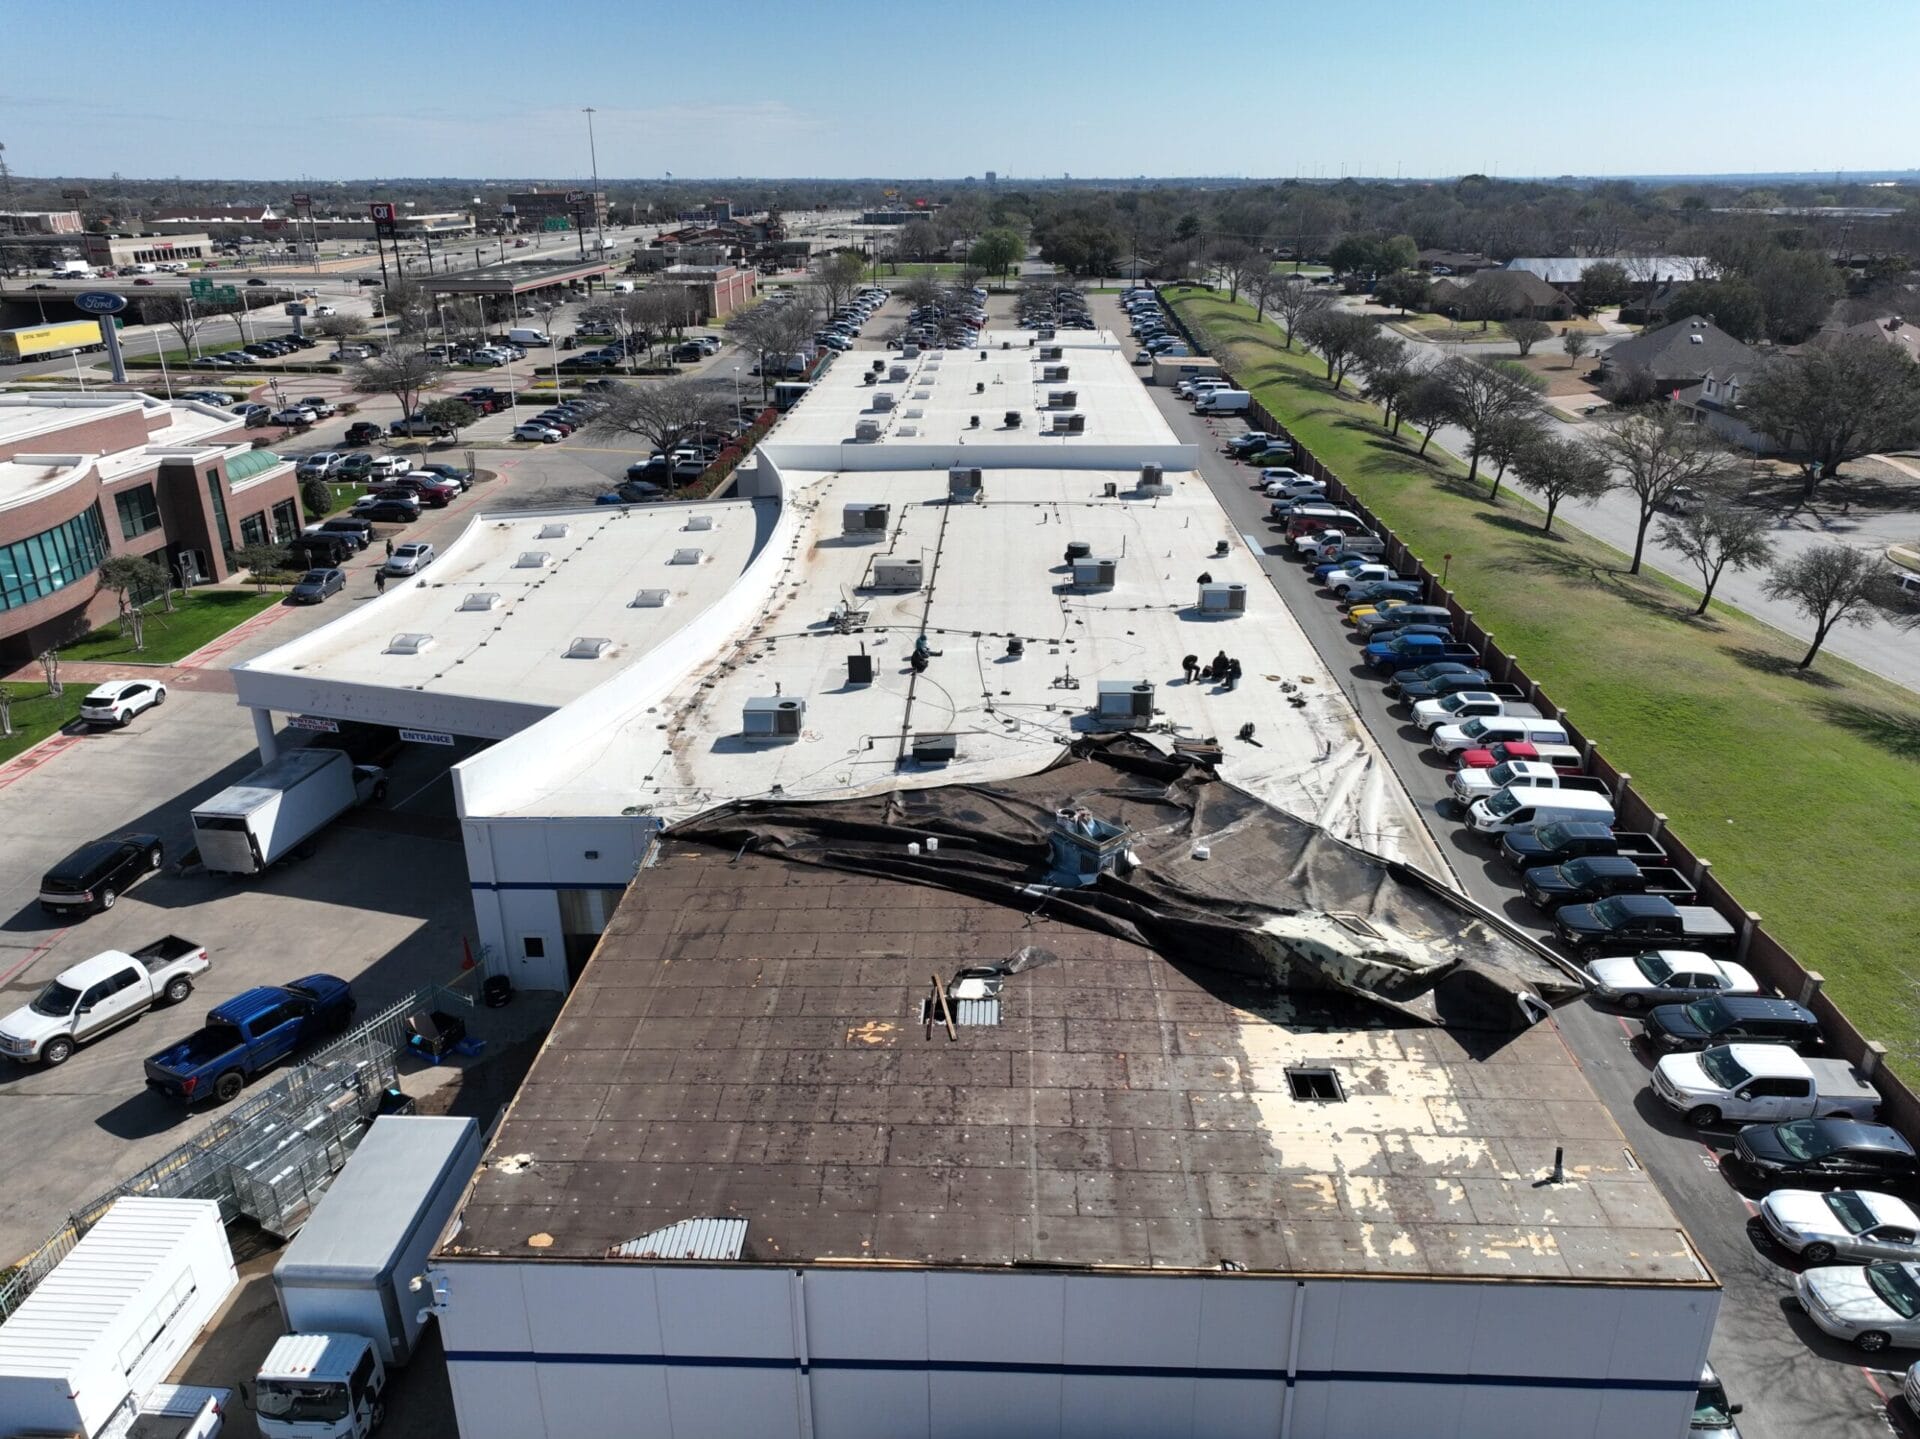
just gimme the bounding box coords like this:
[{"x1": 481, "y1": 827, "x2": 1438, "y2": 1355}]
[
  {"x1": 742, "y1": 695, "x2": 806, "y2": 740},
  {"x1": 537, "y1": 522, "x2": 571, "y2": 539},
  {"x1": 1048, "y1": 389, "x2": 1078, "y2": 409},
  {"x1": 1048, "y1": 807, "x2": 1133, "y2": 882},
  {"x1": 902, "y1": 344, "x2": 920, "y2": 357},
  {"x1": 863, "y1": 370, "x2": 878, "y2": 385},
  {"x1": 1039, "y1": 345, "x2": 1063, "y2": 361},
  {"x1": 457, "y1": 592, "x2": 500, "y2": 612},
  {"x1": 1064, "y1": 539, "x2": 1092, "y2": 562},
  {"x1": 976, "y1": 380, "x2": 985, "y2": 393},
  {"x1": 1072, "y1": 556, "x2": 1117, "y2": 589},
  {"x1": 1140, "y1": 463, "x2": 1163, "y2": 485},
  {"x1": 565, "y1": 636, "x2": 614, "y2": 659},
  {"x1": 1004, "y1": 410, "x2": 1022, "y2": 428},
  {"x1": 684, "y1": 514, "x2": 713, "y2": 531},
  {"x1": 1095, "y1": 680, "x2": 1155, "y2": 729},
  {"x1": 870, "y1": 359, "x2": 885, "y2": 373},
  {"x1": 872, "y1": 557, "x2": 924, "y2": 589},
  {"x1": 670, "y1": 547, "x2": 703, "y2": 564},
  {"x1": 843, "y1": 502, "x2": 890, "y2": 536},
  {"x1": 911, "y1": 732, "x2": 958, "y2": 764},
  {"x1": 1198, "y1": 581, "x2": 1249, "y2": 615},
  {"x1": 630, "y1": 588, "x2": 671, "y2": 607},
  {"x1": 1052, "y1": 413, "x2": 1086, "y2": 435},
  {"x1": 514, "y1": 551, "x2": 550, "y2": 569},
  {"x1": 1037, "y1": 326, "x2": 1056, "y2": 341},
  {"x1": 855, "y1": 420, "x2": 883, "y2": 442},
  {"x1": 948, "y1": 466, "x2": 983, "y2": 497},
  {"x1": 386, "y1": 632, "x2": 433, "y2": 655},
  {"x1": 1042, "y1": 365, "x2": 1069, "y2": 382},
  {"x1": 888, "y1": 364, "x2": 909, "y2": 383},
  {"x1": 872, "y1": 392, "x2": 896, "y2": 412}
]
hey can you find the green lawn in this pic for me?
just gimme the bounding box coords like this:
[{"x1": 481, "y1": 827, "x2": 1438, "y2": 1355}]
[
  {"x1": 0, "y1": 684, "x2": 86, "y2": 766},
  {"x1": 59, "y1": 590, "x2": 282, "y2": 666},
  {"x1": 1165, "y1": 285, "x2": 1920, "y2": 1061}
]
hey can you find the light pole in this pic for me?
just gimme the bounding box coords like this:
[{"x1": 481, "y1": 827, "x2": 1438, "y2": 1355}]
[
  {"x1": 583, "y1": 107, "x2": 607, "y2": 261},
  {"x1": 731, "y1": 363, "x2": 741, "y2": 421}
]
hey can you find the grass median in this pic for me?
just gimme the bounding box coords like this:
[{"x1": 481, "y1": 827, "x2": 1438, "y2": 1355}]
[
  {"x1": 0, "y1": 684, "x2": 87, "y2": 766},
  {"x1": 58, "y1": 590, "x2": 282, "y2": 666},
  {"x1": 1164, "y1": 284, "x2": 1920, "y2": 1059}
]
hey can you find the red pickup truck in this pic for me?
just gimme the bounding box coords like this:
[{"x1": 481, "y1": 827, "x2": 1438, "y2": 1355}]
[{"x1": 1454, "y1": 739, "x2": 1584, "y2": 774}]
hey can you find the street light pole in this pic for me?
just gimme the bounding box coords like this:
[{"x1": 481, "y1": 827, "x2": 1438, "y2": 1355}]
[{"x1": 584, "y1": 107, "x2": 606, "y2": 261}]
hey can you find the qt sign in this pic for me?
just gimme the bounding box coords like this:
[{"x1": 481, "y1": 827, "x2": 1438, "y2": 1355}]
[{"x1": 73, "y1": 291, "x2": 128, "y2": 316}]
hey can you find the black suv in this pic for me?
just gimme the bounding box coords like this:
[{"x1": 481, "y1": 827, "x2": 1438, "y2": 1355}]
[
  {"x1": 1732, "y1": 1119, "x2": 1920, "y2": 1192},
  {"x1": 1640, "y1": 996, "x2": 1823, "y2": 1054},
  {"x1": 39, "y1": 833, "x2": 165, "y2": 916}
]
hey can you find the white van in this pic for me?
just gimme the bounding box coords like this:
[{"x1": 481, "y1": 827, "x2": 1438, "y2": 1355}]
[
  {"x1": 1466, "y1": 787, "x2": 1615, "y2": 837},
  {"x1": 611, "y1": 281, "x2": 636, "y2": 293},
  {"x1": 506, "y1": 326, "x2": 550, "y2": 346},
  {"x1": 1195, "y1": 389, "x2": 1251, "y2": 414}
]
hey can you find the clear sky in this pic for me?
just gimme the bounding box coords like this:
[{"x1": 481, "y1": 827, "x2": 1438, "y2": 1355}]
[{"x1": 6, "y1": 0, "x2": 1915, "y2": 182}]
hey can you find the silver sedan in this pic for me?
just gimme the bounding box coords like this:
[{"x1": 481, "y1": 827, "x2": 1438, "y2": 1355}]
[
  {"x1": 1797, "y1": 1261, "x2": 1920, "y2": 1353},
  {"x1": 1762, "y1": 1189, "x2": 1920, "y2": 1266}
]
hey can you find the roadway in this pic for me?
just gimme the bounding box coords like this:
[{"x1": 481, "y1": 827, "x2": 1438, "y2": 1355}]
[{"x1": 1096, "y1": 291, "x2": 1909, "y2": 1439}]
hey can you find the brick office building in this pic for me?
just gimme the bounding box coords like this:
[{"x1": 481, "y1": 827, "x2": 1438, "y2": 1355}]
[{"x1": 0, "y1": 393, "x2": 303, "y2": 664}]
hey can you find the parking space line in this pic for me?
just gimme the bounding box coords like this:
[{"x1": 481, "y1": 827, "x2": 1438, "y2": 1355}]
[{"x1": 0, "y1": 926, "x2": 69, "y2": 986}]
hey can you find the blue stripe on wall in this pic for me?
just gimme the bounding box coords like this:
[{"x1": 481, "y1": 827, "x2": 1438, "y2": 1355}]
[
  {"x1": 441, "y1": 1351, "x2": 1698, "y2": 1392},
  {"x1": 468, "y1": 880, "x2": 633, "y2": 892}
]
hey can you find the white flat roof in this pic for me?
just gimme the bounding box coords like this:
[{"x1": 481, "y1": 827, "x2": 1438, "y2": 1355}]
[
  {"x1": 232, "y1": 499, "x2": 773, "y2": 738},
  {"x1": 775, "y1": 329, "x2": 1171, "y2": 452},
  {"x1": 0, "y1": 393, "x2": 143, "y2": 451},
  {"x1": 475, "y1": 466, "x2": 1442, "y2": 871}
]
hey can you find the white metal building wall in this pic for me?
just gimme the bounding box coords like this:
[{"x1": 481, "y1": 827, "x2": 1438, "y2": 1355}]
[{"x1": 434, "y1": 1261, "x2": 1716, "y2": 1439}]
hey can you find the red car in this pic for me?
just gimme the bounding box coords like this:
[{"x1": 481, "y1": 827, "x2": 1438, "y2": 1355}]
[
  {"x1": 1454, "y1": 739, "x2": 1584, "y2": 773},
  {"x1": 373, "y1": 479, "x2": 456, "y2": 508}
]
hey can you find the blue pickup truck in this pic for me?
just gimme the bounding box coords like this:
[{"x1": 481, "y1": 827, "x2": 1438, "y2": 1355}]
[
  {"x1": 1364, "y1": 633, "x2": 1481, "y2": 674},
  {"x1": 143, "y1": 975, "x2": 355, "y2": 1104}
]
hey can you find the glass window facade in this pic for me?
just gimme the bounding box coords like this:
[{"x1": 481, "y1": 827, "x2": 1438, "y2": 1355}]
[
  {"x1": 239, "y1": 512, "x2": 267, "y2": 548},
  {"x1": 115, "y1": 484, "x2": 161, "y2": 541},
  {"x1": 0, "y1": 504, "x2": 111, "y2": 612},
  {"x1": 204, "y1": 470, "x2": 233, "y2": 555},
  {"x1": 271, "y1": 499, "x2": 298, "y2": 543}
]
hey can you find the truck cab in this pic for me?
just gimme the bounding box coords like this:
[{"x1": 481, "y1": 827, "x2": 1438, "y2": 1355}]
[{"x1": 255, "y1": 1332, "x2": 386, "y2": 1439}]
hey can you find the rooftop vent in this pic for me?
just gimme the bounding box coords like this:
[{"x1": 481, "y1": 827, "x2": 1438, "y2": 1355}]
[
  {"x1": 843, "y1": 502, "x2": 890, "y2": 536},
  {"x1": 1047, "y1": 807, "x2": 1133, "y2": 882},
  {"x1": 386, "y1": 632, "x2": 434, "y2": 655},
  {"x1": 630, "y1": 588, "x2": 671, "y2": 608},
  {"x1": 670, "y1": 547, "x2": 703, "y2": 565},
  {"x1": 514, "y1": 551, "x2": 550, "y2": 569},
  {"x1": 948, "y1": 466, "x2": 983, "y2": 498},
  {"x1": 565, "y1": 636, "x2": 614, "y2": 659},
  {"x1": 872, "y1": 392, "x2": 896, "y2": 412},
  {"x1": 871, "y1": 557, "x2": 923, "y2": 590},
  {"x1": 1004, "y1": 410, "x2": 1023, "y2": 429},
  {"x1": 1198, "y1": 581, "x2": 1248, "y2": 615},
  {"x1": 684, "y1": 514, "x2": 713, "y2": 531},
  {"x1": 742, "y1": 694, "x2": 805, "y2": 741},
  {"x1": 1094, "y1": 679, "x2": 1155, "y2": 728},
  {"x1": 911, "y1": 732, "x2": 957, "y2": 764},
  {"x1": 537, "y1": 522, "x2": 571, "y2": 540},
  {"x1": 855, "y1": 419, "x2": 883, "y2": 443},
  {"x1": 457, "y1": 592, "x2": 500, "y2": 613},
  {"x1": 888, "y1": 364, "x2": 909, "y2": 383},
  {"x1": 1064, "y1": 539, "x2": 1092, "y2": 562},
  {"x1": 1071, "y1": 556, "x2": 1117, "y2": 589}
]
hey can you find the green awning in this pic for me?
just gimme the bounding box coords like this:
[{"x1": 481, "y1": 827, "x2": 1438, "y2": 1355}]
[{"x1": 224, "y1": 448, "x2": 284, "y2": 483}]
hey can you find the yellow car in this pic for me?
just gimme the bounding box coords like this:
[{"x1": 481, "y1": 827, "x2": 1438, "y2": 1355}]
[{"x1": 1344, "y1": 598, "x2": 1413, "y2": 627}]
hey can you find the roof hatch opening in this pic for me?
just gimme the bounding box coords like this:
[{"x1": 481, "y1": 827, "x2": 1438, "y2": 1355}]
[{"x1": 1286, "y1": 1067, "x2": 1345, "y2": 1102}]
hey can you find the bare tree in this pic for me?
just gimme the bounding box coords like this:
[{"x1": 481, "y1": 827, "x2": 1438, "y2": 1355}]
[
  {"x1": 1515, "y1": 435, "x2": 1613, "y2": 532},
  {"x1": 1436, "y1": 356, "x2": 1546, "y2": 484},
  {"x1": 1761, "y1": 543, "x2": 1892, "y2": 668},
  {"x1": 1657, "y1": 502, "x2": 1776, "y2": 615},
  {"x1": 350, "y1": 344, "x2": 443, "y2": 421},
  {"x1": 1590, "y1": 409, "x2": 1745, "y2": 574},
  {"x1": 0, "y1": 684, "x2": 11, "y2": 739},
  {"x1": 1298, "y1": 310, "x2": 1378, "y2": 387},
  {"x1": 728, "y1": 295, "x2": 821, "y2": 399},
  {"x1": 584, "y1": 377, "x2": 733, "y2": 467},
  {"x1": 1480, "y1": 410, "x2": 1549, "y2": 501},
  {"x1": 1561, "y1": 329, "x2": 1591, "y2": 370},
  {"x1": 1399, "y1": 374, "x2": 1456, "y2": 457},
  {"x1": 1268, "y1": 277, "x2": 1330, "y2": 349},
  {"x1": 1742, "y1": 335, "x2": 1920, "y2": 496},
  {"x1": 811, "y1": 252, "x2": 867, "y2": 317},
  {"x1": 1500, "y1": 318, "x2": 1552, "y2": 356},
  {"x1": 313, "y1": 314, "x2": 359, "y2": 342}
]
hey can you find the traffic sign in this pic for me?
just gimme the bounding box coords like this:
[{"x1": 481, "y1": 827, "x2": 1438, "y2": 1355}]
[
  {"x1": 399, "y1": 728, "x2": 454, "y2": 746},
  {"x1": 189, "y1": 278, "x2": 213, "y2": 299},
  {"x1": 212, "y1": 286, "x2": 240, "y2": 303},
  {"x1": 72, "y1": 291, "x2": 128, "y2": 316},
  {"x1": 543, "y1": 216, "x2": 571, "y2": 232}
]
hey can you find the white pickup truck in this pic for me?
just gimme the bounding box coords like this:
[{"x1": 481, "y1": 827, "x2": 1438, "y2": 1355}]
[
  {"x1": 1653, "y1": 1042, "x2": 1881, "y2": 1128},
  {"x1": 1450, "y1": 757, "x2": 1579, "y2": 803},
  {"x1": 0, "y1": 936, "x2": 209, "y2": 1066}
]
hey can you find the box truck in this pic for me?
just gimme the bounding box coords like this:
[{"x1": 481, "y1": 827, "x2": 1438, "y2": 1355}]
[
  {"x1": 0, "y1": 1197, "x2": 236, "y2": 1438},
  {"x1": 0, "y1": 319, "x2": 108, "y2": 363},
  {"x1": 255, "y1": 1117, "x2": 482, "y2": 1439},
  {"x1": 191, "y1": 749, "x2": 385, "y2": 877}
]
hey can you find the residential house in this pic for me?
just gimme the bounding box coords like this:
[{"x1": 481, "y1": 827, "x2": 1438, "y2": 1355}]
[
  {"x1": 1618, "y1": 281, "x2": 1683, "y2": 327},
  {"x1": 1505, "y1": 256, "x2": 1714, "y2": 286},
  {"x1": 1598, "y1": 317, "x2": 1760, "y2": 391},
  {"x1": 1430, "y1": 269, "x2": 1578, "y2": 322},
  {"x1": 1416, "y1": 248, "x2": 1493, "y2": 276}
]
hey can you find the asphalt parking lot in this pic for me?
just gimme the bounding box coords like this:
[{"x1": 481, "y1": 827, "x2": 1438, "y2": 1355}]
[{"x1": 1096, "y1": 289, "x2": 1911, "y2": 1439}]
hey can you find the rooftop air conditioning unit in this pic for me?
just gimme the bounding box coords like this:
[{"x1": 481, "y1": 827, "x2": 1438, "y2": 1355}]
[
  {"x1": 855, "y1": 420, "x2": 883, "y2": 442},
  {"x1": 386, "y1": 632, "x2": 434, "y2": 655},
  {"x1": 684, "y1": 514, "x2": 713, "y2": 531},
  {"x1": 1039, "y1": 345, "x2": 1063, "y2": 361},
  {"x1": 1140, "y1": 464, "x2": 1163, "y2": 485},
  {"x1": 1198, "y1": 581, "x2": 1249, "y2": 615},
  {"x1": 1042, "y1": 365, "x2": 1069, "y2": 382},
  {"x1": 1052, "y1": 413, "x2": 1086, "y2": 435},
  {"x1": 888, "y1": 365, "x2": 909, "y2": 383},
  {"x1": 742, "y1": 695, "x2": 805, "y2": 741},
  {"x1": 948, "y1": 466, "x2": 983, "y2": 498},
  {"x1": 872, "y1": 557, "x2": 923, "y2": 590},
  {"x1": 1064, "y1": 539, "x2": 1092, "y2": 562},
  {"x1": 457, "y1": 593, "x2": 500, "y2": 612},
  {"x1": 565, "y1": 636, "x2": 614, "y2": 659},
  {"x1": 514, "y1": 551, "x2": 550, "y2": 569},
  {"x1": 844, "y1": 502, "x2": 890, "y2": 536},
  {"x1": 1037, "y1": 326, "x2": 1057, "y2": 341},
  {"x1": 1072, "y1": 556, "x2": 1117, "y2": 589},
  {"x1": 872, "y1": 392, "x2": 896, "y2": 412},
  {"x1": 630, "y1": 588, "x2": 671, "y2": 607},
  {"x1": 670, "y1": 547, "x2": 704, "y2": 565},
  {"x1": 1048, "y1": 390, "x2": 1077, "y2": 409},
  {"x1": 902, "y1": 344, "x2": 919, "y2": 357},
  {"x1": 1095, "y1": 680, "x2": 1155, "y2": 728},
  {"x1": 537, "y1": 522, "x2": 571, "y2": 539},
  {"x1": 1138, "y1": 463, "x2": 1172, "y2": 495},
  {"x1": 911, "y1": 732, "x2": 958, "y2": 764}
]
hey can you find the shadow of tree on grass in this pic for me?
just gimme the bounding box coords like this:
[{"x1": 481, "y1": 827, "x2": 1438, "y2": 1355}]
[
  {"x1": 1725, "y1": 646, "x2": 1843, "y2": 689},
  {"x1": 1815, "y1": 698, "x2": 1920, "y2": 759}
]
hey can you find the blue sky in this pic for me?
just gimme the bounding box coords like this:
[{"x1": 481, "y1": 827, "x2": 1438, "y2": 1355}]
[{"x1": 6, "y1": 0, "x2": 1915, "y2": 181}]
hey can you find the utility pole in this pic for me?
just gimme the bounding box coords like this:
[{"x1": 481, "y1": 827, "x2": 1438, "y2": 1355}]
[
  {"x1": 584, "y1": 107, "x2": 607, "y2": 261},
  {"x1": 0, "y1": 141, "x2": 13, "y2": 205}
]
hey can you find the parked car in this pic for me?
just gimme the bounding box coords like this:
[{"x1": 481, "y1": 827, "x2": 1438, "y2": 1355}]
[
  {"x1": 289, "y1": 568, "x2": 347, "y2": 604},
  {"x1": 1554, "y1": 894, "x2": 1739, "y2": 955},
  {"x1": 418, "y1": 462, "x2": 474, "y2": 490},
  {"x1": 1520, "y1": 853, "x2": 1683, "y2": 909},
  {"x1": 142, "y1": 975, "x2": 355, "y2": 1105},
  {"x1": 39, "y1": 833, "x2": 165, "y2": 916},
  {"x1": 1794, "y1": 1261, "x2": 1920, "y2": 1353},
  {"x1": 79, "y1": 679, "x2": 167, "y2": 728},
  {"x1": 308, "y1": 517, "x2": 374, "y2": 550},
  {"x1": 1500, "y1": 820, "x2": 1663, "y2": 872},
  {"x1": 298, "y1": 396, "x2": 338, "y2": 418},
  {"x1": 1652, "y1": 1042, "x2": 1876, "y2": 1128},
  {"x1": 514, "y1": 423, "x2": 563, "y2": 442},
  {"x1": 296, "y1": 452, "x2": 344, "y2": 481},
  {"x1": 334, "y1": 452, "x2": 375, "y2": 480},
  {"x1": 389, "y1": 416, "x2": 451, "y2": 438},
  {"x1": 271, "y1": 407, "x2": 317, "y2": 427},
  {"x1": 1585, "y1": 952, "x2": 1760, "y2": 1010},
  {"x1": 0, "y1": 937, "x2": 209, "y2": 1066},
  {"x1": 1762, "y1": 1189, "x2": 1920, "y2": 1266},
  {"x1": 343, "y1": 421, "x2": 383, "y2": 446},
  {"x1": 1641, "y1": 995, "x2": 1825, "y2": 1054},
  {"x1": 351, "y1": 497, "x2": 419, "y2": 523},
  {"x1": 1733, "y1": 1118, "x2": 1920, "y2": 1194},
  {"x1": 596, "y1": 481, "x2": 668, "y2": 505}
]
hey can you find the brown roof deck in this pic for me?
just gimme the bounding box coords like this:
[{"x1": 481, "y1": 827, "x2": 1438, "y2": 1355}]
[{"x1": 446, "y1": 845, "x2": 1708, "y2": 1286}]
